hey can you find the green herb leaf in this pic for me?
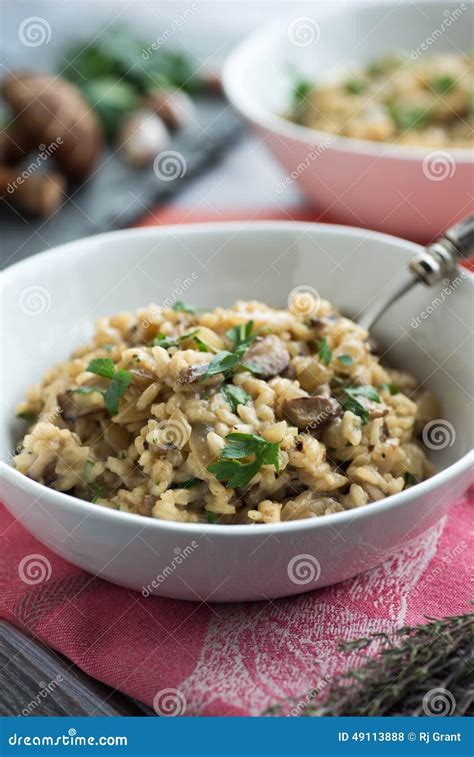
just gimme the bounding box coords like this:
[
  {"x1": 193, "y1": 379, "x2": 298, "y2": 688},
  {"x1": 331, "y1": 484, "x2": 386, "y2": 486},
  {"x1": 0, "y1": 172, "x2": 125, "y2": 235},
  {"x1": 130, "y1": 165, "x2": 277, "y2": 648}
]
[
  {"x1": 381, "y1": 382, "x2": 399, "y2": 396},
  {"x1": 87, "y1": 358, "x2": 116, "y2": 380},
  {"x1": 432, "y1": 74, "x2": 456, "y2": 94},
  {"x1": 170, "y1": 478, "x2": 203, "y2": 489},
  {"x1": 316, "y1": 337, "x2": 332, "y2": 366},
  {"x1": 293, "y1": 78, "x2": 313, "y2": 105},
  {"x1": 16, "y1": 411, "x2": 37, "y2": 422},
  {"x1": 104, "y1": 369, "x2": 133, "y2": 416},
  {"x1": 345, "y1": 79, "x2": 366, "y2": 95},
  {"x1": 70, "y1": 386, "x2": 104, "y2": 396},
  {"x1": 153, "y1": 329, "x2": 199, "y2": 350},
  {"x1": 338, "y1": 354, "x2": 353, "y2": 365},
  {"x1": 172, "y1": 301, "x2": 196, "y2": 314},
  {"x1": 404, "y1": 472, "x2": 419, "y2": 487},
  {"x1": 220, "y1": 384, "x2": 251, "y2": 413},
  {"x1": 91, "y1": 482, "x2": 104, "y2": 503},
  {"x1": 208, "y1": 432, "x2": 280, "y2": 489},
  {"x1": 206, "y1": 511, "x2": 219, "y2": 524},
  {"x1": 225, "y1": 320, "x2": 258, "y2": 351},
  {"x1": 389, "y1": 103, "x2": 429, "y2": 130},
  {"x1": 341, "y1": 386, "x2": 381, "y2": 424}
]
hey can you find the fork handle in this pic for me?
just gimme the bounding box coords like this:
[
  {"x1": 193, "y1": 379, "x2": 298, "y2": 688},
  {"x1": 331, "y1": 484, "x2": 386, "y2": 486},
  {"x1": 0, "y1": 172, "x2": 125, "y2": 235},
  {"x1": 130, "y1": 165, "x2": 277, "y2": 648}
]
[{"x1": 409, "y1": 215, "x2": 474, "y2": 286}]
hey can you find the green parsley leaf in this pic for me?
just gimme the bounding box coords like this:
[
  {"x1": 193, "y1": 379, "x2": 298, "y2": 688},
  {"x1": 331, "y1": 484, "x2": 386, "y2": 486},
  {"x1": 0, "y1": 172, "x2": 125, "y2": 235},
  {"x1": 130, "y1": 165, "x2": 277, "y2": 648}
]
[
  {"x1": 153, "y1": 329, "x2": 199, "y2": 350},
  {"x1": 389, "y1": 103, "x2": 429, "y2": 130},
  {"x1": 316, "y1": 337, "x2": 332, "y2": 366},
  {"x1": 380, "y1": 382, "x2": 399, "y2": 396},
  {"x1": 225, "y1": 320, "x2": 258, "y2": 351},
  {"x1": 201, "y1": 347, "x2": 260, "y2": 382},
  {"x1": 432, "y1": 74, "x2": 456, "y2": 94},
  {"x1": 208, "y1": 432, "x2": 280, "y2": 489},
  {"x1": 104, "y1": 369, "x2": 133, "y2": 416},
  {"x1": 293, "y1": 78, "x2": 313, "y2": 105},
  {"x1": 341, "y1": 386, "x2": 381, "y2": 425},
  {"x1": 338, "y1": 354, "x2": 353, "y2": 365},
  {"x1": 91, "y1": 482, "x2": 104, "y2": 503},
  {"x1": 87, "y1": 359, "x2": 132, "y2": 415},
  {"x1": 170, "y1": 478, "x2": 203, "y2": 489},
  {"x1": 171, "y1": 301, "x2": 196, "y2": 314},
  {"x1": 206, "y1": 511, "x2": 219, "y2": 524},
  {"x1": 404, "y1": 472, "x2": 419, "y2": 488},
  {"x1": 345, "y1": 79, "x2": 366, "y2": 95},
  {"x1": 220, "y1": 384, "x2": 251, "y2": 413},
  {"x1": 16, "y1": 410, "x2": 37, "y2": 422},
  {"x1": 86, "y1": 358, "x2": 116, "y2": 380},
  {"x1": 70, "y1": 386, "x2": 104, "y2": 396}
]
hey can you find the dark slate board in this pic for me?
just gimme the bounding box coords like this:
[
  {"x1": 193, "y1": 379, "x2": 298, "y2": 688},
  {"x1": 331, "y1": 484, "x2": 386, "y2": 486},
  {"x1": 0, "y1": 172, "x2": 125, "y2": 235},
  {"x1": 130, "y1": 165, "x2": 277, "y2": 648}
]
[{"x1": 1, "y1": 97, "x2": 242, "y2": 268}]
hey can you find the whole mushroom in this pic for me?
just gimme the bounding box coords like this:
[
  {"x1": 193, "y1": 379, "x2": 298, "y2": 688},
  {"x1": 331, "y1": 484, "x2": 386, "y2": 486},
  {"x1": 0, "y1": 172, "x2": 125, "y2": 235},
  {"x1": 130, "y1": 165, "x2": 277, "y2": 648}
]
[{"x1": 2, "y1": 72, "x2": 103, "y2": 181}]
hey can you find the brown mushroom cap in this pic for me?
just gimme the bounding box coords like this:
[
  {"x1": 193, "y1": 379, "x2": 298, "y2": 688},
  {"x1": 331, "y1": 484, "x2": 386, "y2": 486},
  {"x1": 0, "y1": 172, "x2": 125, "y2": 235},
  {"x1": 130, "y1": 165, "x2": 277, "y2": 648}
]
[
  {"x1": 2, "y1": 72, "x2": 103, "y2": 180},
  {"x1": 282, "y1": 396, "x2": 342, "y2": 432},
  {"x1": 244, "y1": 334, "x2": 290, "y2": 379}
]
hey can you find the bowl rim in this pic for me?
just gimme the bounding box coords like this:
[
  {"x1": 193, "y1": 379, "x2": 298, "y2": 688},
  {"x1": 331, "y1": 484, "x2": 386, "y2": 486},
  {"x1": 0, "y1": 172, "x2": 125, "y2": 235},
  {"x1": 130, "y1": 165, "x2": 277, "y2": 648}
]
[
  {"x1": 1, "y1": 220, "x2": 473, "y2": 537},
  {"x1": 222, "y1": 15, "x2": 474, "y2": 162}
]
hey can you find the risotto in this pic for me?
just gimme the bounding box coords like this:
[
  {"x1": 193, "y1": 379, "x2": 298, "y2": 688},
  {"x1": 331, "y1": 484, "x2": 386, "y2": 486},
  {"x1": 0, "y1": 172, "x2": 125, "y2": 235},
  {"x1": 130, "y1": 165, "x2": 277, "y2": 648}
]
[
  {"x1": 13, "y1": 298, "x2": 440, "y2": 525},
  {"x1": 288, "y1": 51, "x2": 473, "y2": 148}
]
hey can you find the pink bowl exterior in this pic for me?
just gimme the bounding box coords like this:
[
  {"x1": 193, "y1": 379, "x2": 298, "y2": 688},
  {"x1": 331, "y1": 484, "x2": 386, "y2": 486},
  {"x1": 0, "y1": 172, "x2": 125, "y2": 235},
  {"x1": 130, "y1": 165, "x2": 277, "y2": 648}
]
[{"x1": 260, "y1": 126, "x2": 473, "y2": 242}]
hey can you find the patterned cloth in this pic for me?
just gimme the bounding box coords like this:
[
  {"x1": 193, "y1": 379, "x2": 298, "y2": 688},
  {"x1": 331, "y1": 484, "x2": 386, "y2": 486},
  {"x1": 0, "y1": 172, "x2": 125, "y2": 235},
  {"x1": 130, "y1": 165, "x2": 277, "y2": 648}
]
[{"x1": 1, "y1": 208, "x2": 473, "y2": 715}]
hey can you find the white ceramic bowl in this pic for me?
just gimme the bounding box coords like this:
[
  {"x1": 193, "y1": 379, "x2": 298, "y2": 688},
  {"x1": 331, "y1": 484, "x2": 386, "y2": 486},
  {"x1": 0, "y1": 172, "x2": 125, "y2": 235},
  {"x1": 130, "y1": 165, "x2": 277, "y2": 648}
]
[
  {"x1": 223, "y1": 2, "x2": 473, "y2": 241},
  {"x1": 1, "y1": 222, "x2": 473, "y2": 601}
]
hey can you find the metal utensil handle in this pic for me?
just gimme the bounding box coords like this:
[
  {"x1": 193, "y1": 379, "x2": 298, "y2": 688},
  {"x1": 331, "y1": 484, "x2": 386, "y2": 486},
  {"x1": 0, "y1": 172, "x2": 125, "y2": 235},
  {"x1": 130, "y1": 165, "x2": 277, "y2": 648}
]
[{"x1": 409, "y1": 215, "x2": 474, "y2": 286}]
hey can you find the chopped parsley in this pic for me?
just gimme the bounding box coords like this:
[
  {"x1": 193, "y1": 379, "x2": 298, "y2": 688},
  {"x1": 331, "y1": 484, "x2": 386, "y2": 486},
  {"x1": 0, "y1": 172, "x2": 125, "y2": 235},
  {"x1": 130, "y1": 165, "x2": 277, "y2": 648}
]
[
  {"x1": 345, "y1": 79, "x2": 366, "y2": 95},
  {"x1": 293, "y1": 78, "x2": 313, "y2": 105},
  {"x1": 200, "y1": 335, "x2": 260, "y2": 382},
  {"x1": 404, "y1": 472, "x2": 419, "y2": 488},
  {"x1": 341, "y1": 385, "x2": 381, "y2": 425},
  {"x1": 225, "y1": 320, "x2": 259, "y2": 351},
  {"x1": 154, "y1": 329, "x2": 199, "y2": 350},
  {"x1": 171, "y1": 301, "x2": 196, "y2": 314},
  {"x1": 70, "y1": 386, "x2": 103, "y2": 395},
  {"x1": 338, "y1": 354, "x2": 353, "y2": 365},
  {"x1": 381, "y1": 382, "x2": 399, "y2": 396},
  {"x1": 316, "y1": 337, "x2": 332, "y2": 366},
  {"x1": 208, "y1": 432, "x2": 280, "y2": 489},
  {"x1": 86, "y1": 358, "x2": 132, "y2": 416},
  {"x1": 170, "y1": 478, "x2": 202, "y2": 489},
  {"x1": 16, "y1": 411, "x2": 37, "y2": 422},
  {"x1": 220, "y1": 384, "x2": 251, "y2": 413},
  {"x1": 206, "y1": 511, "x2": 219, "y2": 524},
  {"x1": 432, "y1": 74, "x2": 456, "y2": 94},
  {"x1": 91, "y1": 482, "x2": 104, "y2": 503},
  {"x1": 389, "y1": 103, "x2": 429, "y2": 131}
]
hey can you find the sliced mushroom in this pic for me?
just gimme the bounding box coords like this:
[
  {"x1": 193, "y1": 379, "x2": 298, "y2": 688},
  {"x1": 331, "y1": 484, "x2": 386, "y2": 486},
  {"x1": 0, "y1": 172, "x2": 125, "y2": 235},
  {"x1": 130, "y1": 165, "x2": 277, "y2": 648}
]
[
  {"x1": 144, "y1": 88, "x2": 195, "y2": 131},
  {"x1": 57, "y1": 390, "x2": 104, "y2": 420},
  {"x1": 244, "y1": 335, "x2": 289, "y2": 379},
  {"x1": 282, "y1": 396, "x2": 342, "y2": 432},
  {"x1": 178, "y1": 364, "x2": 208, "y2": 384}
]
